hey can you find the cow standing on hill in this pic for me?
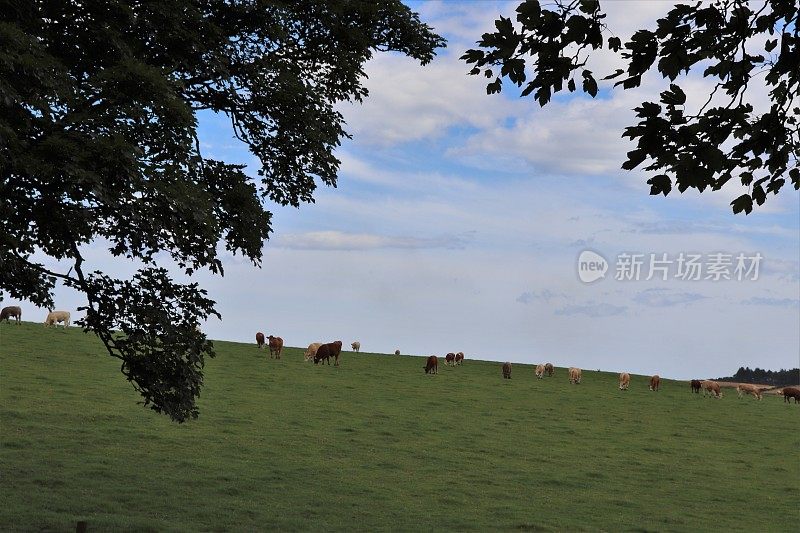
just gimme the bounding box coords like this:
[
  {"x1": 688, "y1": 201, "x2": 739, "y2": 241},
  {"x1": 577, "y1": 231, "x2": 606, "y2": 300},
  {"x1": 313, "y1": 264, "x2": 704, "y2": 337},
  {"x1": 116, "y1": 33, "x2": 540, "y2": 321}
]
[
  {"x1": 781, "y1": 387, "x2": 800, "y2": 403},
  {"x1": 304, "y1": 342, "x2": 322, "y2": 361},
  {"x1": 502, "y1": 362, "x2": 512, "y2": 379},
  {"x1": 736, "y1": 383, "x2": 763, "y2": 400},
  {"x1": 445, "y1": 352, "x2": 455, "y2": 366},
  {"x1": 691, "y1": 379, "x2": 702, "y2": 393},
  {"x1": 424, "y1": 355, "x2": 438, "y2": 374},
  {"x1": 535, "y1": 364, "x2": 545, "y2": 379},
  {"x1": 455, "y1": 352, "x2": 464, "y2": 365},
  {"x1": 569, "y1": 367, "x2": 582, "y2": 384},
  {"x1": 256, "y1": 332, "x2": 265, "y2": 349},
  {"x1": 268, "y1": 335, "x2": 283, "y2": 359},
  {"x1": 545, "y1": 363, "x2": 554, "y2": 376},
  {"x1": 701, "y1": 380, "x2": 722, "y2": 399},
  {"x1": 619, "y1": 372, "x2": 630, "y2": 390},
  {"x1": 314, "y1": 341, "x2": 343, "y2": 366},
  {"x1": 649, "y1": 375, "x2": 660, "y2": 391},
  {"x1": 351, "y1": 341, "x2": 360, "y2": 353},
  {"x1": 0, "y1": 306, "x2": 21, "y2": 324},
  {"x1": 44, "y1": 311, "x2": 70, "y2": 328}
]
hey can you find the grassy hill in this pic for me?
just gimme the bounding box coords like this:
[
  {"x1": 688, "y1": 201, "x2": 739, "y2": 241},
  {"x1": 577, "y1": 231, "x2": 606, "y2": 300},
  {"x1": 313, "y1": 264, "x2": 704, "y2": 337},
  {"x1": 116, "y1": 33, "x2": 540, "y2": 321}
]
[{"x1": 1, "y1": 321, "x2": 797, "y2": 531}]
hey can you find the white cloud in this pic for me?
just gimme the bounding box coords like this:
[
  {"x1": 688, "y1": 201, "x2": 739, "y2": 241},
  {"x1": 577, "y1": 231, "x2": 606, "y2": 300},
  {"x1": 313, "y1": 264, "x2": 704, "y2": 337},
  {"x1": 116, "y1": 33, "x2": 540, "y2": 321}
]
[{"x1": 272, "y1": 231, "x2": 471, "y2": 251}]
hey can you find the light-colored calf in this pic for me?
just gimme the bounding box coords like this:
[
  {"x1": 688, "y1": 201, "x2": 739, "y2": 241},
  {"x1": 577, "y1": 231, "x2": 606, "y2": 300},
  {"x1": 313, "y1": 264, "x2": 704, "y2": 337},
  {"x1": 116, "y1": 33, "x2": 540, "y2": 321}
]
[
  {"x1": 304, "y1": 342, "x2": 322, "y2": 362},
  {"x1": 736, "y1": 383, "x2": 763, "y2": 400},
  {"x1": 44, "y1": 310, "x2": 70, "y2": 328}
]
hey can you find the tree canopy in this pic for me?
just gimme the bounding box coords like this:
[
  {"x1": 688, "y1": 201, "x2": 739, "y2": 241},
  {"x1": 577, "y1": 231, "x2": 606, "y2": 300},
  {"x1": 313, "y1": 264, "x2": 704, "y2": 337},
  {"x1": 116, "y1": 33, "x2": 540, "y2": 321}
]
[
  {"x1": 462, "y1": 0, "x2": 799, "y2": 214},
  {"x1": 0, "y1": 0, "x2": 445, "y2": 421}
]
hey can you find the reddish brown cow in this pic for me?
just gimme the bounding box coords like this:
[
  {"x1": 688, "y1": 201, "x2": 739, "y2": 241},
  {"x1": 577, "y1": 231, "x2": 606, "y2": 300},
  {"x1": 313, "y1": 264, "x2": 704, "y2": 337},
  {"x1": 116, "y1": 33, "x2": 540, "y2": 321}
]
[
  {"x1": 314, "y1": 341, "x2": 343, "y2": 366},
  {"x1": 445, "y1": 352, "x2": 455, "y2": 366},
  {"x1": 255, "y1": 332, "x2": 265, "y2": 349},
  {"x1": 455, "y1": 352, "x2": 464, "y2": 365},
  {"x1": 268, "y1": 335, "x2": 284, "y2": 359},
  {"x1": 618, "y1": 372, "x2": 631, "y2": 390},
  {"x1": 424, "y1": 355, "x2": 438, "y2": 374},
  {"x1": 544, "y1": 363, "x2": 554, "y2": 376},
  {"x1": 782, "y1": 387, "x2": 800, "y2": 403},
  {"x1": 690, "y1": 379, "x2": 702, "y2": 393},
  {"x1": 502, "y1": 362, "x2": 512, "y2": 379},
  {"x1": 649, "y1": 375, "x2": 660, "y2": 391}
]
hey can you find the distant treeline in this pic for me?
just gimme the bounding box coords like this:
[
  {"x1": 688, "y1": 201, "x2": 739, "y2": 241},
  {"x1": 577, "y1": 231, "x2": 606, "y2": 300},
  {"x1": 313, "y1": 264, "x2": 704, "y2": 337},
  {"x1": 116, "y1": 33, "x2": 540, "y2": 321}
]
[{"x1": 717, "y1": 367, "x2": 800, "y2": 387}]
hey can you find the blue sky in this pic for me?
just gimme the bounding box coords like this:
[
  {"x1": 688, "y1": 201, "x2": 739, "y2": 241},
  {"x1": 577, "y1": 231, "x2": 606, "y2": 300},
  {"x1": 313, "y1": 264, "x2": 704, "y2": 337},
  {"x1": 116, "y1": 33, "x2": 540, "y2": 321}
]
[{"x1": 27, "y1": 1, "x2": 800, "y2": 379}]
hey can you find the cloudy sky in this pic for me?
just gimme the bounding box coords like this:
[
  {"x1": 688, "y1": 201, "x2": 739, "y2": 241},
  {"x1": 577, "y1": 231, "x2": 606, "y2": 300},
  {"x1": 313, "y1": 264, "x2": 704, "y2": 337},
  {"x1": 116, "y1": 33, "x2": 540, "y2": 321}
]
[{"x1": 28, "y1": 1, "x2": 800, "y2": 379}]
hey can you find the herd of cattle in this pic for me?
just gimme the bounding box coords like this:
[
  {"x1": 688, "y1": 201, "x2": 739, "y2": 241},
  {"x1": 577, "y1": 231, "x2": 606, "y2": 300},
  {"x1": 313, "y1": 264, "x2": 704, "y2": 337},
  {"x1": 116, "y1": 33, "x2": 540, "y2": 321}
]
[
  {"x1": 3, "y1": 304, "x2": 799, "y2": 404},
  {"x1": 1, "y1": 306, "x2": 70, "y2": 328},
  {"x1": 252, "y1": 331, "x2": 800, "y2": 404}
]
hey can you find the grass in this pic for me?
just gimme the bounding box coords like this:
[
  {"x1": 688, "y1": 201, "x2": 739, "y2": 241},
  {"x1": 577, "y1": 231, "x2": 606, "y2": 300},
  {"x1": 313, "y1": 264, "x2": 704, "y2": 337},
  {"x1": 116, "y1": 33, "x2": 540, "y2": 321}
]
[{"x1": 1, "y1": 321, "x2": 798, "y2": 532}]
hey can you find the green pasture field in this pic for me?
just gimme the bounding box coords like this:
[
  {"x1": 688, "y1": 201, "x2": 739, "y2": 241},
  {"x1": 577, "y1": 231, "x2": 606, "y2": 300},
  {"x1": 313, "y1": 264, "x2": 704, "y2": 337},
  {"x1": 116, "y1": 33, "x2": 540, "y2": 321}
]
[{"x1": 1, "y1": 321, "x2": 797, "y2": 531}]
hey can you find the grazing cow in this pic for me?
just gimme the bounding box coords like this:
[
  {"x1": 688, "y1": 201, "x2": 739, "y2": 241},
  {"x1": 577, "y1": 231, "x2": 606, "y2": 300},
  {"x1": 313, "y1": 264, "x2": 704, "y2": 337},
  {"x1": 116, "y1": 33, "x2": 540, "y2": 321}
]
[
  {"x1": 502, "y1": 362, "x2": 512, "y2": 379},
  {"x1": 568, "y1": 367, "x2": 582, "y2": 384},
  {"x1": 268, "y1": 335, "x2": 284, "y2": 359},
  {"x1": 781, "y1": 387, "x2": 800, "y2": 403},
  {"x1": 255, "y1": 332, "x2": 265, "y2": 349},
  {"x1": 395, "y1": 349, "x2": 401, "y2": 356},
  {"x1": 619, "y1": 372, "x2": 631, "y2": 390},
  {"x1": 736, "y1": 383, "x2": 763, "y2": 400},
  {"x1": 44, "y1": 310, "x2": 70, "y2": 328},
  {"x1": 351, "y1": 341, "x2": 360, "y2": 353},
  {"x1": 314, "y1": 341, "x2": 343, "y2": 366},
  {"x1": 0, "y1": 306, "x2": 21, "y2": 324},
  {"x1": 701, "y1": 380, "x2": 722, "y2": 399},
  {"x1": 649, "y1": 375, "x2": 661, "y2": 391},
  {"x1": 455, "y1": 352, "x2": 464, "y2": 365},
  {"x1": 545, "y1": 363, "x2": 554, "y2": 376},
  {"x1": 445, "y1": 352, "x2": 456, "y2": 366},
  {"x1": 424, "y1": 355, "x2": 438, "y2": 374},
  {"x1": 535, "y1": 364, "x2": 545, "y2": 379},
  {"x1": 304, "y1": 342, "x2": 322, "y2": 362},
  {"x1": 691, "y1": 379, "x2": 702, "y2": 393}
]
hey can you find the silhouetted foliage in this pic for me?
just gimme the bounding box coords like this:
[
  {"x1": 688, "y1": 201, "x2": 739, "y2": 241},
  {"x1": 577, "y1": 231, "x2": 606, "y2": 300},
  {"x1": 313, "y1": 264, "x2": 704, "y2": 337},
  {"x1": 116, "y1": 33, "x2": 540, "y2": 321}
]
[
  {"x1": 717, "y1": 367, "x2": 800, "y2": 386},
  {"x1": 462, "y1": 0, "x2": 799, "y2": 214},
  {"x1": 0, "y1": 0, "x2": 444, "y2": 421}
]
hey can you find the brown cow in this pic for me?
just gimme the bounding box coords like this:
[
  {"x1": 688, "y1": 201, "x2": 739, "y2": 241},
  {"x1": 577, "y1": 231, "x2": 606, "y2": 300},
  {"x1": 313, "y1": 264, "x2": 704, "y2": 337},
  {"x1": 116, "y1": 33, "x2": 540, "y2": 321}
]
[
  {"x1": 255, "y1": 332, "x2": 265, "y2": 349},
  {"x1": 781, "y1": 387, "x2": 800, "y2": 403},
  {"x1": 445, "y1": 352, "x2": 456, "y2": 366},
  {"x1": 424, "y1": 355, "x2": 438, "y2": 374},
  {"x1": 455, "y1": 352, "x2": 464, "y2": 365},
  {"x1": 268, "y1": 335, "x2": 283, "y2": 359},
  {"x1": 569, "y1": 367, "x2": 582, "y2": 384},
  {"x1": 545, "y1": 363, "x2": 554, "y2": 376},
  {"x1": 690, "y1": 379, "x2": 702, "y2": 393},
  {"x1": 314, "y1": 341, "x2": 343, "y2": 366},
  {"x1": 619, "y1": 372, "x2": 631, "y2": 390},
  {"x1": 502, "y1": 362, "x2": 512, "y2": 379},
  {"x1": 649, "y1": 375, "x2": 660, "y2": 391},
  {"x1": 535, "y1": 364, "x2": 545, "y2": 379},
  {"x1": 701, "y1": 380, "x2": 722, "y2": 398},
  {"x1": 736, "y1": 383, "x2": 763, "y2": 400},
  {"x1": 0, "y1": 306, "x2": 21, "y2": 324}
]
